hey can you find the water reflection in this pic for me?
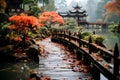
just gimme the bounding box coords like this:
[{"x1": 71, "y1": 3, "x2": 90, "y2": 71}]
[{"x1": 0, "y1": 61, "x2": 38, "y2": 80}]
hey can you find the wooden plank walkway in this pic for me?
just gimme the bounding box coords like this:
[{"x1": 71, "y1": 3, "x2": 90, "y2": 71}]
[{"x1": 35, "y1": 38, "x2": 93, "y2": 80}]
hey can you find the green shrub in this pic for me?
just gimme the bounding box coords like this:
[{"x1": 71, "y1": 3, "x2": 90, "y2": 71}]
[
  {"x1": 0, "y1": 13, "x2": 9, "y2": 24},
  {"x1": 81, "y1": 32, "x2": 92, "y2": 39},
  {"x1": 83, "y1": 34, "x2": 105, "y2": 45},
  {"x1": 39, "y1": 27, "x2": 51, "y2": 37},
  {"x1": 95, "y1": 36, "x2": 105, "y2": 45}
]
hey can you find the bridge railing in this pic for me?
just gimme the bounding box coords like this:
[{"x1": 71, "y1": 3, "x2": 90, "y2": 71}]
[{"x1": 51, "y1": 29, "x2": 120, "y2": 80}]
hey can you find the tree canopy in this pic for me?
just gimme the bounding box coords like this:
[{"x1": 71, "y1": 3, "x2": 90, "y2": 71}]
[
  {"x1": 105, "y1": 0, "x2": 120, "y2": 15},
  {"x1": 39, "y1": 11, "x2": 64, "y2": 27}
]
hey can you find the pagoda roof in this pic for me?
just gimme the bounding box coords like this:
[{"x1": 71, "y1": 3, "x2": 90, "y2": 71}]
[
  {"x1": 72, "y1": 3, "x2": 82, "y2": 9},
  {"x1": 58, "y1": 3, "x2": 88, "y2": 18},
  {"x1": 69, "y1": 10, "x2": 86, "y2": 14},
  {"x1": 59, "y1": 13, "x2": 87, "y2": 17}
]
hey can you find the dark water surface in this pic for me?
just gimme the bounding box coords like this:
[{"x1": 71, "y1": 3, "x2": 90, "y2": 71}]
[{"x1": 0, "y1": 61, "x2": 38, "y2": 80}]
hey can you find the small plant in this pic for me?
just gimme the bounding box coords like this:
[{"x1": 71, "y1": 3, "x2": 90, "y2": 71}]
[
  {"x1": 81, "y1": 32, "x2": 92, "y2": 39},
  {"x1": 95, "y1": 35, "x2": 105, "y2": 45},
  {"x1": 82, "y1": 33, "x2": 105, "y2": 46}
]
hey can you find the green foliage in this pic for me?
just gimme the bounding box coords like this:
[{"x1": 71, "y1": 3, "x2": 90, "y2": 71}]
[
  {"x1": 0, "y1": 13, "x2": 9, "y2": 24},
  {"x1": 23, "y1": 0, "x2": 35, "y2": 4},
  {"x1": 109, "y1": 23, "x2": 117, "y2": 29},
  {"x1": 106, "y1": 14, "x2": 120, "y2": 23},
  {"x1": 65, "y1": 18, "x2": 78, "y2": 26},
  {"x1": 95, "y1": 35, "x2": 105, "y2": 44},
  {"x1": 81, "y1": 32, "x2": 92, "y2": 39},
  {"x1": 38, "y1": 27, "x2": 50, "y2": 38},
  {"x1": 81, "y1": 32, "x2": 105, "y2": 45},
  {"x1": 63, "y1": 18, "x2": 78, "y2": 32},
  {"x1": 0, "y1": 23, "x2": 11, "y2": 47},
  {"x1": 0, "y1": 22, "x2": 10, "y2": 29},
  {"x1": 50, "y1": 18, "x2": 79, "y2": 32},
  {"x1": 109, "y1": 22, "x2": 120, "y2": 32},
  {"x1": 45, "y1": 0, "x2": 56, "y2": 11},
  {"x1": 29, "y1": 6, "x2": 41, "y2": 17}
]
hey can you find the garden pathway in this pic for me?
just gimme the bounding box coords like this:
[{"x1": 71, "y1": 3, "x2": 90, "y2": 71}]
[{"x1": 36, "y1": 38, "x2": 93, "y2": 80}]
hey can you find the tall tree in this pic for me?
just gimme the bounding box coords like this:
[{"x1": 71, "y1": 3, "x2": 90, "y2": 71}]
[
  {"x1": 45, "y1": 0, "x2": 56, "y2": 11},
  {"x1": 105, "y1": 0, "x2": 120, "y2": 31},
  {"x1": 38, "y1": 0, "x2": 49, "y2": 8},
  {"x1": 105, "y1": 0, "x2": 120, "y2": 15},
  {"x1": 103, "y1": 0, "x2": 120, "y2": 23},
  {"x1": 23, "y1": 0, "x2": 36, "y2": 11},
  {"x1": 86, "y1": 0, "x2": 97, "y2": 22},
  {"x1": 95, "y1": 0, "x2": 109, "y2": 22}
]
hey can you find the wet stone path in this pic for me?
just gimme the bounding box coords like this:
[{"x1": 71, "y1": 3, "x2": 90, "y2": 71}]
[{"x1": 36, "y1": 38, "x2": 93, "y2": 80}]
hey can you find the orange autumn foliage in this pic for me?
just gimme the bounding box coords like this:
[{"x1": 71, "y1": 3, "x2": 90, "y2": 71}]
[
  {"x1": 105, "y1": 0, "x2": 120, "y2": 15},
  {"x1": 14, "y1": 35, "x2": 22, "y2": 42},
  {"x1": 9, "y1": 13, "x2": 41, "y2": 31},
  {"x1": 39, "y1": 11, "x2": 64, "y2": 26},
  {"x1": 9, "y1": 13, "x2": 41, "y2": 43}
]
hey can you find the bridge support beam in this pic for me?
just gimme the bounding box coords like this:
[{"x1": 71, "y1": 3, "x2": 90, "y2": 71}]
[
  {"x1": 91, "y1": 65, "x2": 100, "y2": 80},
  {"x1": 114, "y1": 43, "x2": 119, "y2": 76}
]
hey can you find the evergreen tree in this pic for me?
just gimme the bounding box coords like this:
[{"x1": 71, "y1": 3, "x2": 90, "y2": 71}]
[
  {"x1": 45, "y1": 0, "x2": 56, "y2": 11},
  {"x1": 38, "y1": 0, "x2": 49, "y2": 9},
  {"x1": 95, "y1": 0, "x2": 110, "y2": 22}
]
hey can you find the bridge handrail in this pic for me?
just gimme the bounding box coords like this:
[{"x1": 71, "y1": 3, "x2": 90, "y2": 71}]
[
  {"x1": 55, "y1": 33, "x2": 120, "y2": 62},
  {"x1": 52, "y1": 31, "x2": 120, "y2": 80}
]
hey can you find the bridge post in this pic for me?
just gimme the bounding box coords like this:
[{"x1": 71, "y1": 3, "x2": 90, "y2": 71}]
[
  {"x1": 83, "y1": 36, "x2": 92, "y2": 66},
  {"x1": 91, "y1": 65, "x2": 100, "y2": 80},
  {"x1": 56, "y1": 29, "x2": 58, "y2": 37},
  {"x1": 64, "y1": 30, "x2": 65, "y2": 39},
  {"x1": 113, "y1": 43, "x2": 119, "y2": 76},
  {"x1": 78, "y1": 32, "x2": 82, "y2": 47},
  {"x1": 89, "y1": 36, "x2": 92, "y2": 54},
  {"x1": 69, "y1": 31, "x2": 71, "y2": 41}
]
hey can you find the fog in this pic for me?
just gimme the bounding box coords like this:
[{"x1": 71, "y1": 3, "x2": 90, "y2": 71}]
[{"x1": 55, "y1": 0, "x2": 101, "y2": 22}]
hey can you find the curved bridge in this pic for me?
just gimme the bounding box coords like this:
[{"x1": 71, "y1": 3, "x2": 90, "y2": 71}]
[{"x1": 51, "y1": 30, "x2": 120, "y2": 80}]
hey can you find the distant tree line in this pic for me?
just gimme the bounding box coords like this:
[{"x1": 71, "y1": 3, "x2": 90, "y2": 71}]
[
  {"x1": 86, "y1": 0, "x2": 120, "y2": 24},
  {"x1": 0, "y1": 0, "x2": 56, "y2": 15}
]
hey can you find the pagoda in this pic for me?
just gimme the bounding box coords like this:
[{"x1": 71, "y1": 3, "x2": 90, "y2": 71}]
[{"x1": 58, "y1": 4, "x2": 88, "y2": 26}]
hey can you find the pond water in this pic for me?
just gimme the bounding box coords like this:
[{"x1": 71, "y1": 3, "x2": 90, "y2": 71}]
[
  {"x1": 0, "y1": 61, "x2": 38, "y2": 80},
  {"x1": 83, "y1": 28, "x2": 120, "y2": 54}
]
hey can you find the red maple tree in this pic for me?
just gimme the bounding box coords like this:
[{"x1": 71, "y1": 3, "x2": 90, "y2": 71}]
[
  {"x1": 105, "y1": 0, "x2": 120, "y2": 15},
  {"x1": 39, "y1": 11, "x2": 64, "y2": 27},
  {"x1": 9, "y1": 13, "x2": 41, "y2": 43}
]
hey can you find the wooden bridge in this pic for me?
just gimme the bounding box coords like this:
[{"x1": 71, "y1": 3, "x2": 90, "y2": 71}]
[
  {"x1": 87, "y1": 22, "x2": 110, "y2": 29},
  {"x1": 51, "y1": 29, "x2": 120, "y2": 80}
]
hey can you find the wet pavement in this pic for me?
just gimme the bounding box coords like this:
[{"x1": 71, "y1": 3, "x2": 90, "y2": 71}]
[{"x1": 36, "y1": 38, "x2": 93, "y2": 80}]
